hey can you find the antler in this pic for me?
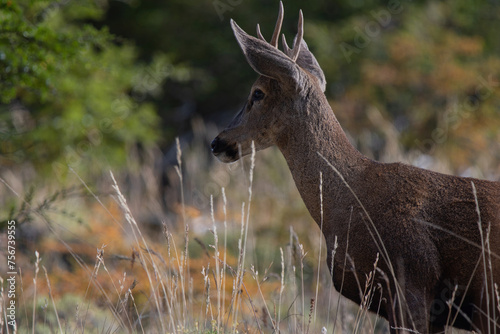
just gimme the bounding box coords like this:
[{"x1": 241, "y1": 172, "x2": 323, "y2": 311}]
[
  {"x1": 254, "y1": 1, "x2": 303, "y2": 62},
  {"x1": 256, "y1": 1, "x2": 284, "y2": 48},
  {"x1": 282, "y1": 10, "x2": 303, "y2": 62}
]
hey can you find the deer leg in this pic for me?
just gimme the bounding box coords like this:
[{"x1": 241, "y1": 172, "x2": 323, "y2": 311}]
[
  {"x1": 404, "y1": 284, "x2": 448, "y2": 334},
  {"x1": 428, "y1": 324, "x2": 445, "y2": 334},
  {"x1": 386, "y1": 285, "x2": 434, "y2": 334},
  {"x1": 471, "y1": 292, "x2": 500, "y2": 334},
  {"x1": 385, "y1": 291, "x2": 414, "y2": 334}
]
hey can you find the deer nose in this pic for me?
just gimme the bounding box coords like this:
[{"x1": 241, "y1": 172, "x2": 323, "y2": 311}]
[{"x1": 211, "y1": 137, "x2": 223, "y2": 153}]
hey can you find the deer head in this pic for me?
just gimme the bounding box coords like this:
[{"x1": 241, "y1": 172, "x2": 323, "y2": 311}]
[{"x1": 211, "y1": 2, "x2": 326, "y2": 163}]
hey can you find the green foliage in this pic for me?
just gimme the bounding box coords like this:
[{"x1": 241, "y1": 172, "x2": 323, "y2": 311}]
[{"x1": 0, "y1": 0, "x2": 175, "y2": 179}]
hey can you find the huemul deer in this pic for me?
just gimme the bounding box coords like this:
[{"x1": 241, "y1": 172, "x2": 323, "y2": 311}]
[{"x1": 211, "y1": 3, "x2": 500, "y2": 333}]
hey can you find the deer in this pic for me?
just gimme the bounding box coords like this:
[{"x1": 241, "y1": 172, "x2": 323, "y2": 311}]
[{"x1": 210, "y1": 3, "x2": 500, "y2": 333}]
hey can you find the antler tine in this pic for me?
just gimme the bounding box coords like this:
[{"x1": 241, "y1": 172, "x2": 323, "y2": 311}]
[
  {"x1": 290, "y1": 9, "x2": 304, "y2": 61},
  {"x1": 256, "y1": 24, "x2": 266, "y2": 42},
  {"x1": 281, "y1": 34, "x2": 292, "y2": 57},
  {"x1": 270, "y1": 1, "x2": 284, "y2": 48}
]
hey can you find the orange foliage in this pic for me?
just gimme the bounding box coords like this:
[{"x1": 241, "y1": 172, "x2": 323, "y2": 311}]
[{"x1": 21, "y1": 198, "x2": 280, "y2": 325}]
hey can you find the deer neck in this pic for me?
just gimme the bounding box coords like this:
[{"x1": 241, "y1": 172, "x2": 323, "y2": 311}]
[{"x1": 275, "y1": 91, "x2": 370, "y2": 225}]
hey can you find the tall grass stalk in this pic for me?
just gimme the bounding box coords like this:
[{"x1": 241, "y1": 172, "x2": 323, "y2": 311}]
[
  {"x1": 32, "y1": 251, "x2": 40, "y2": 334},
  {"x1": 445, "y1": 284, "x2": 458, "y2": 331},
  {"x1": 299, "y1": 243, "x2": 306, "y2": 334},
  {"x1": 82, "y1": 247, "x2": 125, "y2": 331},
  {"x1": 119, "y1": 277, "x2": 143, "y2": 333},
  {"x1": 314, "y1": 171, "x2": 324, "y2": 324},
  {"x1": 160, "y1": 224, "x2": 181, "y2": 329},
  {"x1": 222, "y1": 187, "x2": 228, "y2": 327},
  {"x1": 240, "y1": 141, "x2": 256, "y2": 282},
  {"x1": 277, "y1": 247, "x2": 285, "y2": 333},
  {"x1": 210, "y1": 195, "x2": 222, "y2": 333},
  {"x1": 42, "y1": 266, "x2": 62, "y2": 334},
  {"x1": 292, "y1": 265, "x2": 297, "y2": 334},
  {"x1": 287, "y1": 226, "x2": 296, "y2": 333},
  {"x1": 230, "y1": 201, "x2": 245, "y2": 330},
  {"x1": 19, "y1": 267, "x2": 28, "y2": 329},
  {"x1": 69, "y1": 167, "x2": 127, "y2": 234},
  {"x1": 353, "y1": 253, "x2": 379, "y2": 333},
  {"x1": 485, "y1": 225, "x2": 497, "y2": 332},
  {"x1": 232, "y1": 141, "x2": 256, "y2": 331},
  {"x1": 472, "y1": 181, "x2": 492, "y2": 333},
  {"x1": 175, "y1": 137, "x2": 190, "y2": 328},
  {"x1": 67, "y1": 169, "x2": 137, "y2": 330},
  {"x1": 116, "y1": 272, "x2": 126, "y2": 313},
  {"x1": 127, "y1": 289, "x2": 145, "y2": 334},
  {"x1": 201, "y1": 265, "x2": 212, "y2": 326},
  {"x1": 326, "y1": 236, "x2": 338, "y2": 330},
  {"x1": 110, "y1": 172, "x2": 167, "y2": 332},
  {"x1": 495, "y1": 283, "x2": 500, "y2": 315},
  {"x1": 250, "y1": 265, "x2": 276, "y2": 331},
  {"x1": 333, "y1": 208, "x2": 352, "y2": 333},
  {"x1": 97, "y1": 248, "x2": 136, "y2": 331}
]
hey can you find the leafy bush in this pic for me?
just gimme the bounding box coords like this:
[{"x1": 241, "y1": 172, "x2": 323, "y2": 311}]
[{"x1": 0, "y1": 0, "x2": 173, "y2": 179}]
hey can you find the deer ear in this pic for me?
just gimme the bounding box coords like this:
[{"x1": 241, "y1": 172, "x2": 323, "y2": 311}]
[
  {"x1": 295, "y1": 39, "x2": 326, "y2": 92},
  {"x1": 231, "y1": 19, "x2": 301, "y2": 86}
]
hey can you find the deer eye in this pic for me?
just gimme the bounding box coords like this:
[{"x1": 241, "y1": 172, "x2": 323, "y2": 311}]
[{"x1": 252, "y1": 89, "x2": 265, "y2": 101}]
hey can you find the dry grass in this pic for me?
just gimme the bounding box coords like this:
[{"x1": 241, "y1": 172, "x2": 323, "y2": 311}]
[
  {"x1": 1, "y1": 126, "x2": 498, "y2": 333},
  {"x1": 0, "y1": 138, "x2": 387, "y2": 334}
]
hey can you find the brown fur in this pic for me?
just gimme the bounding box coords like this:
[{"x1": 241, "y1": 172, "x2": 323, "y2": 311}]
[{"x1": 211, "y1": 5, "x2": 500, "y2": 333}]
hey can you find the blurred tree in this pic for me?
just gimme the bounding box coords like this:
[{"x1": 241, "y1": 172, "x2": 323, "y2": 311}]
[
  {"x1": 310, "y1": 0, "x2": 500, "y2": 174},
  {"x1": 0, "y1": 0, "x2": 186, "y2": 179}
]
